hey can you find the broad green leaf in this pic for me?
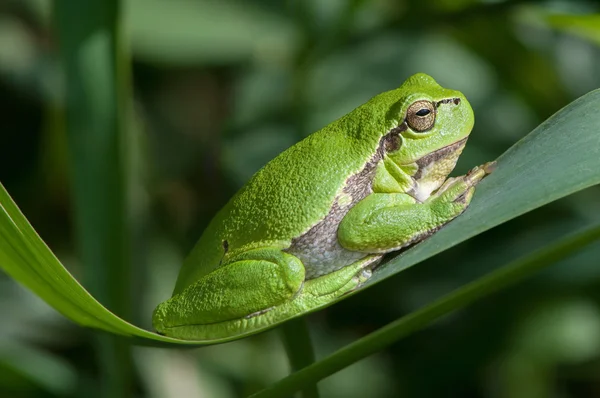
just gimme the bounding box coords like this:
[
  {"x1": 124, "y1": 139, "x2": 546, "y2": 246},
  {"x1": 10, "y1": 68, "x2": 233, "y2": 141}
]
[{"x1": 0, "y1": 89, "x2": 599, "y2": 345}]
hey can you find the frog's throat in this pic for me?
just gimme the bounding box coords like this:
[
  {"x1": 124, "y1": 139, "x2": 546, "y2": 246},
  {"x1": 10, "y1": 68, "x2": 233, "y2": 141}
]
[
  {"x1": 412, "y1": 136, "x2": 468, "y2": 179},
  {"x1": 406, "y1": 137, "x2": 468, "y2": 202}
]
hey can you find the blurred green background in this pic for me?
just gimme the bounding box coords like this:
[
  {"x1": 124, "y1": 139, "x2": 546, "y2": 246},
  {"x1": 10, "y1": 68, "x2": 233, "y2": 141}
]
[{"x1": 1, "y1": 0, "x2": 600, "y2": 397}]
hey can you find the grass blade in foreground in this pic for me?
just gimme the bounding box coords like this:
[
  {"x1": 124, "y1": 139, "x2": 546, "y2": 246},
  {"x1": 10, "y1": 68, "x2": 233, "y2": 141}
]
[
  {"x1": 0, "y1": 89, "x2": 599, "y2": 345},
  {"x1": 0, "y1": 182, "x2": 201, "y2": 345},
  {"x1": 250, "y1": 224, "x2": 600, "y2": 398}
]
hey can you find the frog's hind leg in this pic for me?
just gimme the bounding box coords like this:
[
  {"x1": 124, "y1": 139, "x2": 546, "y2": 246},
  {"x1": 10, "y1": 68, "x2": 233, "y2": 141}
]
[
  {"x1": 252, "y1": 255, "x2": 383, "y2": 332},
  {"x1": 153, "y1": 248, "x2": 305, "y2": 335}
]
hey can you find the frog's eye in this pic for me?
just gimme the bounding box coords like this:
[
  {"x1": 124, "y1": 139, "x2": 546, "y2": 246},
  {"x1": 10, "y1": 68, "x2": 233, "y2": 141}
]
[{"x1": 406, "y1": 100, "x2": 436, "y2": 132}]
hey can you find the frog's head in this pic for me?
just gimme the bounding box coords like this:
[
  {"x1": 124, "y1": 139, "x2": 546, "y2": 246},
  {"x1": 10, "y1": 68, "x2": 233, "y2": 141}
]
[{"x1": 384, "y1": 73, "x2": 474, "y2": 200}]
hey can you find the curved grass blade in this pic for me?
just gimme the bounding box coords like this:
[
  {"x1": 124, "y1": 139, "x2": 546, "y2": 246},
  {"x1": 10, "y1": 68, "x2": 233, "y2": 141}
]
[
  {"x1": 0, "y1": 89, "x2": 599, "y2": 345},
  {"x1": 0, "y1": 183, "x2": 215, "y2": 346}
]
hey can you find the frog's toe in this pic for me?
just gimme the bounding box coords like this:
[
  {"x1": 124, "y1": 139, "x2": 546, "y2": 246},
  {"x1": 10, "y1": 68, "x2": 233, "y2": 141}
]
[{"x1": 454, "y1": 186, "x2": 475, "y2": 206}]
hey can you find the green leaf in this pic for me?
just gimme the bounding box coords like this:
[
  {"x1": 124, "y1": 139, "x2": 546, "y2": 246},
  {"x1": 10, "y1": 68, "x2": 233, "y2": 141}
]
[
  {"x1": 0, "y1": 180, "x2": 206, "y2": 346},
  {"x1": 0, "y1": 89, "x2": 599, "y2": 346},
  {"x1": 250, "y1": 224, "x2": 600, "y2": 398},
  {"x1": 544, "y1": 14, "x2": 600, "y2": 47}
]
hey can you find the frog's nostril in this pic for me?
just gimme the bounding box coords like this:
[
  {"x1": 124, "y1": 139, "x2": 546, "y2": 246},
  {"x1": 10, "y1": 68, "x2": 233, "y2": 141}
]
[{"x1": 436, "y1": 97, "x2": 461, "y2": 107}]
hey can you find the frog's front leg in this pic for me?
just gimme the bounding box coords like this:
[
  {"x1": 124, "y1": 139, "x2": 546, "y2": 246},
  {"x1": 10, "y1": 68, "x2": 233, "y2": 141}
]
[
  {"x1": 153, "y1": 248, "x2": 305, "y2": 335},
  {"x1": 338, "y1": 165, "x2": 488, "y2": 252}
]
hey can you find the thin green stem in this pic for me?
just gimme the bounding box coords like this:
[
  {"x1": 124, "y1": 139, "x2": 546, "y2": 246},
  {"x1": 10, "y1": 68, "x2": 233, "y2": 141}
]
[
  {"x1": 251, "y1": 224, "x2": 600, "y2": 398},
  {"x1": 279, "y1": 317, "x2": 319, "y2": 398}
]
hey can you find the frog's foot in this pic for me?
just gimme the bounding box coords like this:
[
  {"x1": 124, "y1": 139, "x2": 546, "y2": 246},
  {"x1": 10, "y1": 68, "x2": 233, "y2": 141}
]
[
  {"x1": 245, "y1": 306, "x2": 276, "y2": 319},
  {"x1": 357, "y1": 268, "x2": 373, "y2": 283},
  {"x1": 432, "y1": 161, "x2": 494, "y2": 199},
  {"x1": 481, "y1": 160, "x2": 498, "y2": 175},
  {"x1": 245, "y1": 258, "x2": 377, "y2": 321},
  {"x1": 465, "y1": 161, "x2": 495, "y2": 184},
  {"x1": 427, "y1": 161, "x2": 494, "y2": 209},
  {"x1": 303, "y1": 255, "x2": 381, "y2": 298}
]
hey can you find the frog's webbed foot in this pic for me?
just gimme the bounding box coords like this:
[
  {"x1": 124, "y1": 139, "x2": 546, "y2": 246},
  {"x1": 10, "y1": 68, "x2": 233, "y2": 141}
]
[
  {"x1": 430, "y1": 161, "x2": 495, "y2": 202},
  {"x1": 303, "y1": 255, "x2": 381, "y2": 298}
]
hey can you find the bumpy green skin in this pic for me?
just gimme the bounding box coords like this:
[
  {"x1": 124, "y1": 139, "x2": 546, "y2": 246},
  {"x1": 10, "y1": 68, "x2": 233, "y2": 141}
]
[{"x1": 153, "y1": 73, "x2": 491, "y2": 340}]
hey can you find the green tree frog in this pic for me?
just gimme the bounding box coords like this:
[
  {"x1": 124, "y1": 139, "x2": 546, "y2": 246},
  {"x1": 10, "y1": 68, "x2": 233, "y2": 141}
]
[{"x1": 153, "y1": 73, "x2": 493, "y2": 340}]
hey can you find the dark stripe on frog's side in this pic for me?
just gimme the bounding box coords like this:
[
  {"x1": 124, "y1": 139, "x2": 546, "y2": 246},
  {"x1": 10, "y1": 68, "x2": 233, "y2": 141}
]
[{"x1": 286, "y1": 124, "x2": 406, "y2": 279}]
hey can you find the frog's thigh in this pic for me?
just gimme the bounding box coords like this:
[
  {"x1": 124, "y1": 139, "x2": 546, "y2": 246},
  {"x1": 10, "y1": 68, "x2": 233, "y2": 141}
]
[
  {"x1": 338, "y1": 193, "x2": 453, "y2": 252},
  {"x1": 153, "y1": 248, "x2": 305, "y2": 333}
]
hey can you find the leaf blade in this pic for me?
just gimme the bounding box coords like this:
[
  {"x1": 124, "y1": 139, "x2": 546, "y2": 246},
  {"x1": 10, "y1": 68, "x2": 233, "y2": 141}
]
[
  {"x1": 251, "y1": 223, "x2": 600, "y2": 398},
  {"x1": 0, "y1": 183, "x2": 200, "y2": 345}
]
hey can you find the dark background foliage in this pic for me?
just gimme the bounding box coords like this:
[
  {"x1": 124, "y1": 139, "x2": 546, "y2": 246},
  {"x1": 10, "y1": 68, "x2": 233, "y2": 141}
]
[{"x1": 1, "y1": 0, "x2": 600, "y2": 397}]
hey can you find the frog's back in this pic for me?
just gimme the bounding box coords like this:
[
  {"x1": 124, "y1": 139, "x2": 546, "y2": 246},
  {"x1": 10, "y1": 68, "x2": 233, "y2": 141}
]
[{"x1": 174, "y1": 88, "x2": 404, "y2": 293}]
